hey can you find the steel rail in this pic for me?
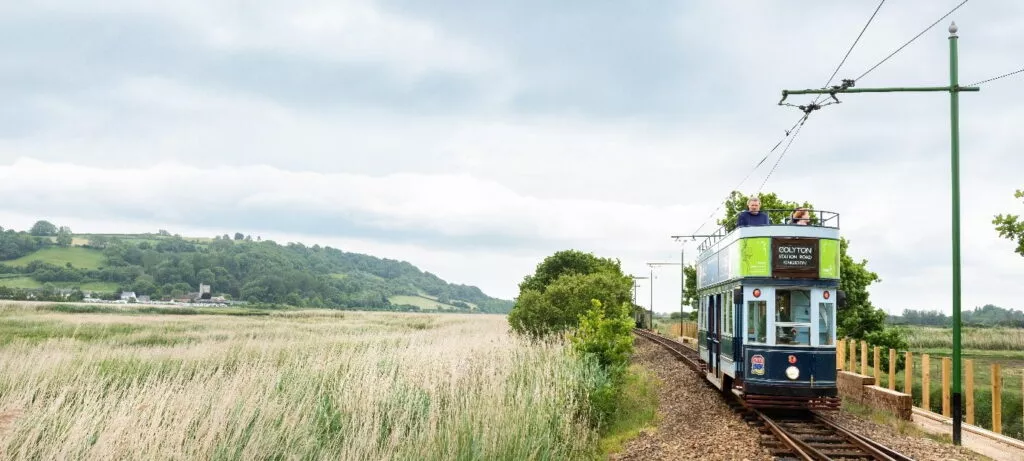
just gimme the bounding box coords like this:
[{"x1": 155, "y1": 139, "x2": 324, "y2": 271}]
[
  {"x1": 634, "y1": 329, "x2": 918, "y2": 461},
  {"x1": 753, "y1": 409, "x2": 823, "y2": 460}
]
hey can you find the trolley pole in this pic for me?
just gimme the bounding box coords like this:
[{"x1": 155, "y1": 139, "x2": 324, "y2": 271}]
[
  {"x1": 631, "y1": 275, "x2": 649, "y2": 327},
  {"x1": 648, "y1": 261, "x2": 683, "y2": 332},
  {"x1": 671, "y1": 234, "x2": 717, "y2": 334},
  {"x1": 778, "y1": 22, "x2": 976, "y2": 445}
]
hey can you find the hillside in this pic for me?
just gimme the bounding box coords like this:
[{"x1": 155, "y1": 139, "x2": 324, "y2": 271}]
[{"x1": 0, "y1": 222, "x2": 513, "y2": 313}]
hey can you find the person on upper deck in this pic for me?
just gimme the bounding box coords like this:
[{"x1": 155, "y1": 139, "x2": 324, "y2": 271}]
[
  {"x1": 736, "y1": 196, "x2": 771, "y2": 227},
  {"x1": 789, "y1": 207, "x2": 811, "y2": 225}
]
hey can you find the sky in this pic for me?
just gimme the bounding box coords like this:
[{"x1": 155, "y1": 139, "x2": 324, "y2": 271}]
[{"x1": 1, "y1": 0, "x2": 1022, "y2": 315}]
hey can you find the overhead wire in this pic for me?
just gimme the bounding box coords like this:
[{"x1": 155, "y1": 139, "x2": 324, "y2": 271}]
[
  {"x1": 967, "y1": 66, "x2": 1024, "y2": 87},
  {"x1": 688, "y1": 1, "x2": 887, "y2": 236},
  {"x1": 812, "y1": 0, "x2": 887, "y2": 105},
  {"x1": 758, "y1": 114, "x2": 810, "y2": 193},
  {"x1": 853, "y1": 0, "x2": 970, "y2": 82}
]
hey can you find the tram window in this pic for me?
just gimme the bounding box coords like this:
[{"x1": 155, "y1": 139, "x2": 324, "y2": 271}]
[
  {"x1": 776, "y1": 326, "x2": 811, "y2": 346},
  {"x1": 775, "y1": 290, "x2": 811, "y2": 323},
  {"x1": 819, "y1": 302, "x2": 835, "y2": 345},
  {"x1": 746, "y1": 301, "x2": 766, "y2": 343},
  {"x1": 724, "y1": 292, "x2": 732, "y2": 335},
  {"x1": 727, "y1": 291, "x2": 734, "y2": 335},
  {"x1": 775, "y1": 289, "x2": 812, "y2": 345}
]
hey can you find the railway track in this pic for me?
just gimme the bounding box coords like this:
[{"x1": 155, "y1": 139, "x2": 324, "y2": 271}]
[{"x1": 633, "y1": 329, "x2": 915, "y2": 461}]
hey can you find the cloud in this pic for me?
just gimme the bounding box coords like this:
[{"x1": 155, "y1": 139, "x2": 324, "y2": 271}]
[{"x1": 1, "y1": 0, "x2": 1023, "y2": 313}]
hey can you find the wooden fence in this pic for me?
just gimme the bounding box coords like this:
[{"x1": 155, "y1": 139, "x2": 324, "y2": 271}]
[
  {"x1": 838, "y1": 338, "x2": 1021, "y2": 438},
  {"x1": 670, "y1": 321, "x2": 697, "y2": 339}
]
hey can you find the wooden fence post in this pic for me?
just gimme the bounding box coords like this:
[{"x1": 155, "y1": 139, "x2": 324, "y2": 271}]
[
  {"x1": 888, "y1": 348, "x2": 896, "y2": 390},
  {"x1": 873, "y1": 346, "x2": 880, "y2": 379},
  {"x1": 992, "y1": 363, "x2": 1002, "y2": 434},
  {"x1": 942, "y1": 357, "x2": 951, "y2": 417},
  {"x1": 849, "y1": 339, "x2": 856, "y2": 372},
  {"x1": 904, "y1": 351, "x2": 913, "y2": 396},
  {"x1": 837, "y1": 338, "x2": 845, "y2": 371},
  {"x1": 922, "y1": 354, "x2": 930, "y2": 411},
  {"x1": 861, "y1": 340, "x2": 868, "y2": 376},
  {"x1": 965, "y1": 359, "x2": 974, "y2": 425}
]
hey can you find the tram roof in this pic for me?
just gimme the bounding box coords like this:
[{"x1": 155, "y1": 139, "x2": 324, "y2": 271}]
[{"x1": 696, "y1": 209, "x2": 840, "y2": 257}]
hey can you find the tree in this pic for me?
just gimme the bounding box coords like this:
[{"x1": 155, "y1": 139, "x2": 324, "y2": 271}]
[
  {"x1": 682, "y1": 265, "x2": 696, "y2": 308},
  {"x1": 836, "y1": 237, "x2": 886, "y2": 339},
  {"x1": 508, "y1": 250, "x2": 633, "y2": 337},
  {"x1": 234, "y1": 232, "x2": 244, "y2": 241},
  {"x1": 517, "y1": 249, "x2": 625, "y2": 294},
  {"x1": 56, "y1": 226, "x2": 73, "y2": 247},
  {"x1": 993, "y1": 189, "x2": 1024, "y2": 256},
  {"x1": 30, "y1": 220, "x2": 58, "y2": 236},
  {"x1": 88, "y1": 235, "x2": 110, "y2": 248}
]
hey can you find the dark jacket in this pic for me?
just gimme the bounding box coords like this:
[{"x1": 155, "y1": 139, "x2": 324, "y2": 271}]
[{"x1": 737, "y1": 211, "x2": 771, "y2": 227}]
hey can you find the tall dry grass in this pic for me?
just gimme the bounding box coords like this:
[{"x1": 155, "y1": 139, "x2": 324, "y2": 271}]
[
  {"x1": 904, "y1": 326, "x2": 1024, "y2": 351},
  {"x1": 0, "y1": 306, "x2": 603, "y2": 460}
]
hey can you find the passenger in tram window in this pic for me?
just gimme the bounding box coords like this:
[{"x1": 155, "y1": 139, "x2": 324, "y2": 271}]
[
  {"x1": 736, "y1": 196, "x2": 771, "y2": 227},
  {"x1": 789, "y1": 207, "x2": 811, "y2": 226}
]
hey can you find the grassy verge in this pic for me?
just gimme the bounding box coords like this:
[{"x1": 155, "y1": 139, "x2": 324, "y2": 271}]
[
  {"x1": 598, "y1": 364, "x2": 660, "y2": 455},
  {"x1": 841, "y1": 401, "x2": 954, "y2": 444}
]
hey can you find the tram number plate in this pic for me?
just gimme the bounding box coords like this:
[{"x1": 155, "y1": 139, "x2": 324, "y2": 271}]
[
  {"x1": 750, "y1": 354, "x2": 765, "y2": 376},
  {"x1": 772, "y1": 237, "x2": 818, "y2": 277}
]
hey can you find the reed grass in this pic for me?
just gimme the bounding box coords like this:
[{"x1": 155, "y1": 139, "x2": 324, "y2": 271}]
[
  {"x1": 905, "y1": 326, "x2": 1024, "y2": 351},
  {"x1": 0, "y1": 307, "x2": 603, "y2": 460}
]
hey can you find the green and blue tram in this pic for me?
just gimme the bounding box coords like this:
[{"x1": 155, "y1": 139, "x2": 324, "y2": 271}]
[{"x1": 695, "y1": 210, "x2": 845, "y2": 407}]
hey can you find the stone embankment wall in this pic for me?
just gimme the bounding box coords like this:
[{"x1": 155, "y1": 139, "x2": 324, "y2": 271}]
[{"x1": 837, "y1": 371, "x2": 913, "y2": 420}]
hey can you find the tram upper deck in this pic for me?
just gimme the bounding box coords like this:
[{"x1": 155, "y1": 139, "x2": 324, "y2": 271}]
[{"x1": 695, "y1": 209, "x2": 841, "y2": 291}]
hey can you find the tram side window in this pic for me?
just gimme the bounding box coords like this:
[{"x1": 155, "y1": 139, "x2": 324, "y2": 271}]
[
  {"x1": 746, "y1": 301, "x2": 766, "y2": 343},
  {"x1": 724, "y1": 292, "x2": 732, "y2": 336},
  {"x1": 819, "y1": 302, "x2": 835, "y2": 345}
]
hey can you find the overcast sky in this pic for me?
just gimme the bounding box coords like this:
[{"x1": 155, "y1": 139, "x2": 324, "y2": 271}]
[{"x1": 1, "y1": 1, "x2": 1022, "y2": 314}]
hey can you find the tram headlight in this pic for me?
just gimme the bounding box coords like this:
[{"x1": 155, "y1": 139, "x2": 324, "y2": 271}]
[{"x1": 785, "y1": 366, "x2": 800, "y2": 380}]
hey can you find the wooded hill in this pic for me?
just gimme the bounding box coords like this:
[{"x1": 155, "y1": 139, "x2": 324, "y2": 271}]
[{"x1": 0, "y1": 221, "x2": 512, "y2": 313}]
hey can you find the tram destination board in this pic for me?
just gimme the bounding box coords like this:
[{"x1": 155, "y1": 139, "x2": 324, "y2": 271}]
[{"x1": 771, "y1": 237, "x2": 818, "y2": 278}]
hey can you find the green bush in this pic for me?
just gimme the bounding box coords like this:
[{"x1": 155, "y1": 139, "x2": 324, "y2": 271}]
[{"x1": 864, "y1": 326, "x2": 910, "y2": 371}]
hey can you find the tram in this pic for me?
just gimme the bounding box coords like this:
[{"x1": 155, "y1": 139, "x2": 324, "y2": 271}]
[{"x1": 695, "y1": 209, "x2": 845, "y2": 408}]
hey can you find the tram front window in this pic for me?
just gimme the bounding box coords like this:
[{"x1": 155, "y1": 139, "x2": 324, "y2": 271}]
[
  {"x1": 775, "y1": 289, "x2": 811, "y2": 345},
  {"x1": 746, "y1": 301, "x2": 766, "y2": 343}
]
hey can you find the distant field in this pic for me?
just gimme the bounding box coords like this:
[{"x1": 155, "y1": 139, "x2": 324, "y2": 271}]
[
  {"x1": 389, "y1": 295, "x2": 463, "y2": 310},
  {"x1": 2, "y1": 247, "x2": 106, "y2": 269},
  {"x1": 74, "y1": 233, "x2": 213, "y2": 245},
  {"x1": 0, "y1": 276, "x2": 118, "y2": 292},
  {"x1": 0, "y1": 304, "x2": 601, "y2": 459},
  {"x1": 905, "y1": 325, "x2": 1024, "y2": 351},
  {"x1": 896, "y1": 325, "x2": 1024, "y2": 439}
]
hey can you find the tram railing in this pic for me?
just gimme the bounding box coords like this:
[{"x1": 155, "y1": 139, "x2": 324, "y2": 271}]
[{"x1": 696, "y1": 209, "x2": 840, "y2": 253}]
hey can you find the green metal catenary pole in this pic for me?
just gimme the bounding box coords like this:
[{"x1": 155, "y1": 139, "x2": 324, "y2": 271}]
[
  {"x1": 777, "y1": 21, "x2": 975, "y2": 446},
  {"x1": 949, "y1": 21, "x2": 963, "y2": 446}
]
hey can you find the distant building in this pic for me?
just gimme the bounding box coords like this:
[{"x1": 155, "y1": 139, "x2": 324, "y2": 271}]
[
  {"x1": 120, "y1": 291, "x2": 137, "y2": 302},
  {"x1": 137, "y1": 295, "x2": 151, "y2": 303},
  {"x1": 199, "y1": 283, "x2": 212, "y2": 300}
]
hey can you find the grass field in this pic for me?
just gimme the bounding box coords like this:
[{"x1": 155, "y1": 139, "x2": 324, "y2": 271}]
[
  {"x1": 388, "y1": 295, "x2": 464, "y2": 311},
  {"x1": 0, "y1": 302, "x2": 609, "y2": 460},
  {"x1": 1, "y1": 247, "x2": 106, "y2": 269},
  {"x1": 905, "y1": 326, "x2": 1024, "y2": 351},
  {"x1": 0, "y1": 276, "x2": 118, "y2": 292}
]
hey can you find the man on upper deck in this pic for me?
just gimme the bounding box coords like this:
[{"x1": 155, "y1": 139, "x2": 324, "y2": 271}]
[{"x1": 736, "y1": 196, "x2": 771, "y2": 227}]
